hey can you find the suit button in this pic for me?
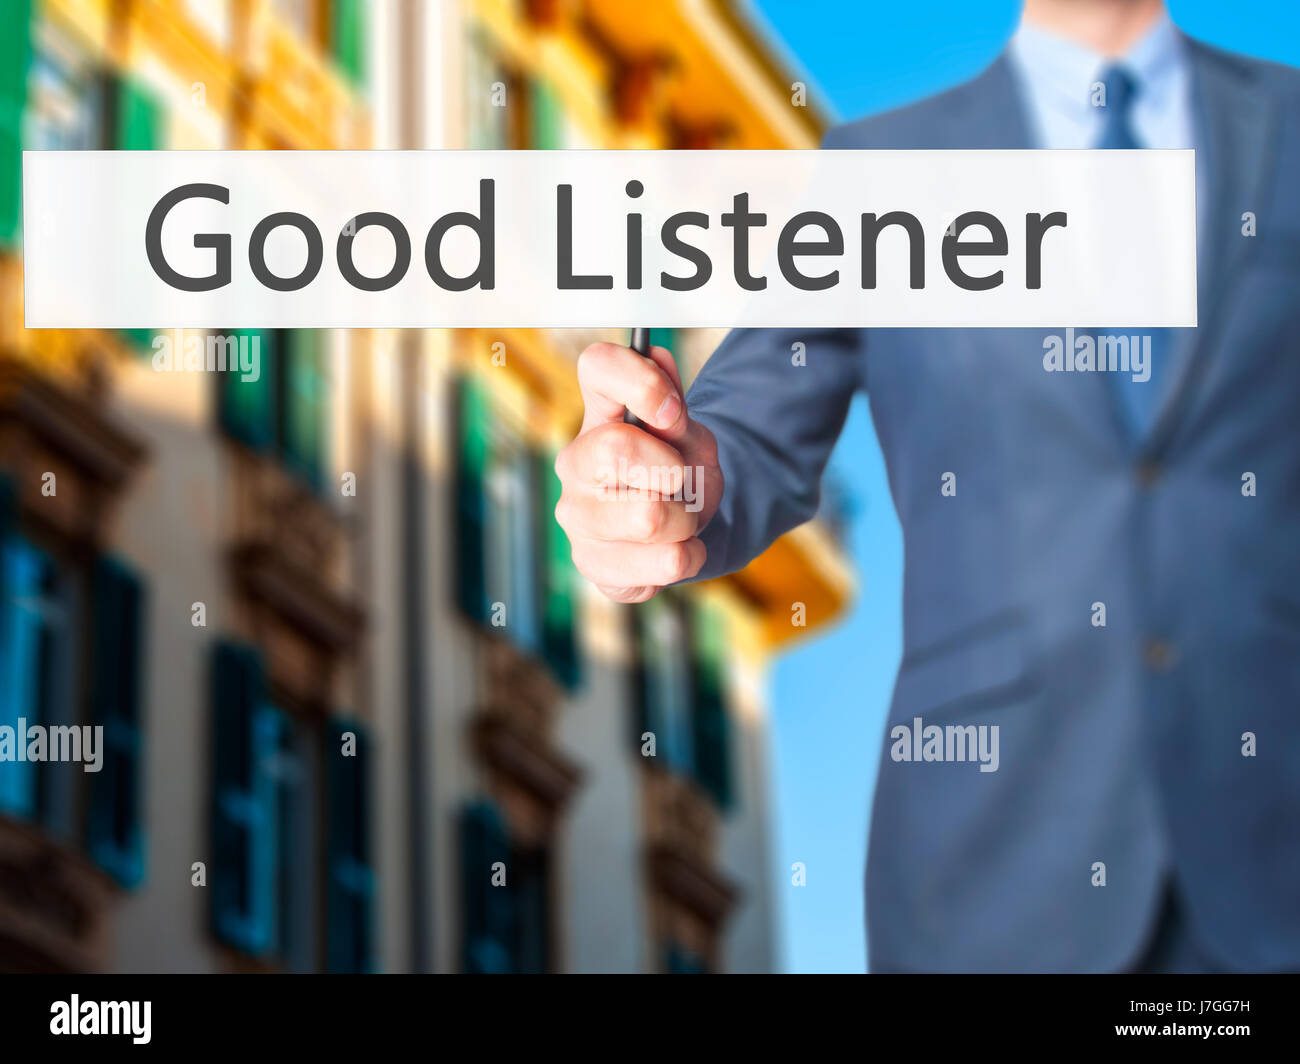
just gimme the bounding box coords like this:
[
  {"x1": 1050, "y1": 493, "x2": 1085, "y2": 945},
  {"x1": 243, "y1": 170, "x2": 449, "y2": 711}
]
[
  {"x1": 1143, "y1": 638, "x2": 1176, "y2": 671},
  {"x1": 1136, "y1": 460, "x2": 1161, "y2": 487}
]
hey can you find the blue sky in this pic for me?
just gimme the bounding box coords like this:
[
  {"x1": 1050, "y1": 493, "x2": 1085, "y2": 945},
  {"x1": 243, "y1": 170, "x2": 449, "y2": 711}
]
[{"x1": 751, "y1": 0, "x2": 1300, "y2": 973}]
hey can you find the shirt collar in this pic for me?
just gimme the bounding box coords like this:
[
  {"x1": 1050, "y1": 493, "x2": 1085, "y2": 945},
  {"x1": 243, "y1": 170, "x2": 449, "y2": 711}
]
[{"x1": 1010, "y1": 12, "x2": 1185, "y2": 114}]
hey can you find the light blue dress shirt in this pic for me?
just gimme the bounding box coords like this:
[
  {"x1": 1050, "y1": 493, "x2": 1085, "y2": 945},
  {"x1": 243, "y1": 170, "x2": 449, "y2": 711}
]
[{"x1": 1008, "y1": 13, "x2": 1196, "y2": 153}]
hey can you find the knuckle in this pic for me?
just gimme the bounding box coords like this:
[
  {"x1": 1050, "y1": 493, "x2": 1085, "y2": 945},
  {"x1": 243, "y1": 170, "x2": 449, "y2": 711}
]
[
  {"x1": 577, "y1": 341, "x2": 616, "y2": 380},
  {"x1": 629, "y1": 500, "x2": 665, "y2": 541},
  {"x1": 661, "y1": 541, "x2": 693, "y2": 583},
  {"x1": 553, "y1": 494, "x2": 577, "y2": 532},
  {"x1": 634, "y1": 362, "x2": 669, "y2": 412}
]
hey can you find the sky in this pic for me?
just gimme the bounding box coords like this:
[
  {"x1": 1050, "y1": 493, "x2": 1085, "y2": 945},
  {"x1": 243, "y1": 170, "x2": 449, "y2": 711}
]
[{"x1": 750, "y1": 0, "x2": 1300, "y2": 973}]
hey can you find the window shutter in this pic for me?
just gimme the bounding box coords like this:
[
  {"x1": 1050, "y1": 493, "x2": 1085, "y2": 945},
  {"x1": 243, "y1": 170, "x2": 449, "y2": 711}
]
[
  {"x1": 691, "y1": 603, "x2": 733, "y2": 810},
  {"x1": 0, "y1": 536, "x2": 51, "y2": 820},
  {"x1": 218, "y1": 330, "x2": 279, "y2": 451},
  {"x1": 85, "y1": 556, "x2": 147, "y2": 885},
  {"x1": 107, "y1": 74, "x2": 162, "y2": 349},
  {"x1": 460, "y1": 799, "x2": 514, "y2": 973},
  {"x1": 648, "y1": 328, "x2": 676, "y2": 356},
  {"x1": 325, "y1": 717, "x2": 374, "y2": 973},
  {"x1": 0, "y1": 0, "x2": 32, "y2": 245},
  {"x1": 530, "y1": 79, "x2": 562, "y2": 150},
  {"x1": 210, "y1": 641, "x2": 277, "y2": 955},
  {"x1": 665, "y1": 941, "x2": 708, "y2": 974},
  {"x1": 280, "y1": 330, "x2": 328, "y2": 492},
  {"x1": 539, "y1": 450, "x2": 581, "y2": 689},
  {"x1": 455, "y1": 377, "x2": 490, "y2": 624},
  {"x1": 331, "y1": 0, "x2": 366, "y2": 85}
]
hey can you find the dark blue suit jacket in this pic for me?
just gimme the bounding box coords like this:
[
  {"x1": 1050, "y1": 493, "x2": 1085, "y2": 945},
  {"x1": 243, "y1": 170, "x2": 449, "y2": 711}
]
[{"x1": 686, "y1": 38, "x2": 1300, "y2": 971}]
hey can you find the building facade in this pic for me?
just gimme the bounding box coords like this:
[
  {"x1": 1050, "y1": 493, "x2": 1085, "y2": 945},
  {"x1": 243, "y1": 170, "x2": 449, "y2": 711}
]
[{"x1": 0, "y1": 0, "x2": 850, "y2": 974}]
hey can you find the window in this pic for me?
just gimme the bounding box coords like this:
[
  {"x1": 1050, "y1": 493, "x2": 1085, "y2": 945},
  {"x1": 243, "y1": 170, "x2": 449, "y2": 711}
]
[
  {"x1": 0, "y1": 536, "x2": 57, "y2": 820},
  {"x1": 86, "y1": 557, "x2": 147, "y2": 886},
  {"x1": 634, "y1": 594, "x2": 695, "y2": 773},
  {"x1": 325, "y1": 716, "x2": 373, "y2": 973},
  {"x1": 459, "y1": 799, "x2": 552, "y2": 974},
  {"x1": 0, "y1": 479, "x2": 147, "y2": 884},
  {"x1": 633, "y1": 597, "x2": 735, "y2": 809},
  {"x1": 465, "y1": 30, "x2": 509, "y2": 150},
  {"x1": 218, "y1": 330, "x2": 330, "y2": 494},
  {"x1": 210, "y1": 640, "x2": 372, "y2": 971},
  {"x1": 690, "y1": 602, "x2": 733, "y2": 810},
  {"x1": 455, "y1": 377, "x2": 582, "y2": 685}
]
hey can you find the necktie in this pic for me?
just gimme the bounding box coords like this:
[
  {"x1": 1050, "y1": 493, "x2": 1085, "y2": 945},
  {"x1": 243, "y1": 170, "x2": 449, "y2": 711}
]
[{"x1": 1093, "y1": 63, "x2": 1166, "y2": 437}]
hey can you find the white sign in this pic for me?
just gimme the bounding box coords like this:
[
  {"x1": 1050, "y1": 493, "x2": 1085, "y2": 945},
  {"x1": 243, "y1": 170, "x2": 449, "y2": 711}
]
[{"x1": 22, "y1": 149, "x2": 1197, "y2": 328}]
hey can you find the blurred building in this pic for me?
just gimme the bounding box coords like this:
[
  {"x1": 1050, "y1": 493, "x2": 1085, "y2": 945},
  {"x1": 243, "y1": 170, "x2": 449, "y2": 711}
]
[{"x1": 0, "y1": 0, "x2": 850, "y2": 974}]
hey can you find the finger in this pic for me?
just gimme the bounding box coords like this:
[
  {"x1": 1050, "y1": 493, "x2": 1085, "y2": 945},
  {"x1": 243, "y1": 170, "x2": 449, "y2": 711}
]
[
  {"x1": 595, "y1": 584, "x2": 659, "y2": 605},
  {"x1": 558, "y1": 490, "x2": 700, "y2": 544},
  {"x1": 639, "y1": 345, "x2": 691, "y2": 446},
  {"x1": 573, "y1": 537, "x2": 707, "y2": 588},
  {"x1": 562, "y1": 422, "x2": 687, "y2": 493},
  {"x1": 577, "y1": 342, "x2": 683, "y2": 432}
]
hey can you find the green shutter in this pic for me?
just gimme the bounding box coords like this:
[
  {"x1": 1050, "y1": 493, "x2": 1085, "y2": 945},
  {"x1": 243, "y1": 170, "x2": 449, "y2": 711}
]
[
  {"x1": 539, "y1": 450, "x2": 580, "y2": 688},
  {"x1": 211, "y1": 640, "x2": 277, "y2": 955},
  {"x1": 455, "y1": 377, "x2": 490, "y2": 624},
  {"x1": 219, "y1": 330, "x2": 278, "y2": 451},
  {"x1": 280, "y1": 330, "x2": 328, "y2": 492},
  {"x1": 691, "y1": 602, "x2": 733, "y2": 809},
  {"x1": 325, "y1": 717, "x2": 374, "y2": 973},
  {"x1": 648, "y1": 328, "x2": 676, "y2": 354},
  {"x1": 530, "y1": 79, "x2": 562, "y2": 149},
  {"x1": 117, "y1": 78, "x2": 161, "y2": 150},
  {"x1": 86, "y1": 556, "x2": 147, "y2": 886},
  {"x1": 331, "y1": 0, "x2": 366, "y2": 85},
  {"x1": 110, "y1": 75, "x2": 162, "y2": 349},
  {"x1": 0, "y1": 536, "x2": 51, "y2": 820},
  {"x1": 460, "y1": 799, "x2": 514, "y2": 973},
  {"x1": 0, "y1": 0, "x2": 32, "y2": 246}
]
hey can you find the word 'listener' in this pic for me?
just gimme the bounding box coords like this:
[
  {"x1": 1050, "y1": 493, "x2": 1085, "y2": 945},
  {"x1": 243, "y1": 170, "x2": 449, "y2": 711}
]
[{"x1": 145, "y1": 180, "x2": 1068, "y2": 295}]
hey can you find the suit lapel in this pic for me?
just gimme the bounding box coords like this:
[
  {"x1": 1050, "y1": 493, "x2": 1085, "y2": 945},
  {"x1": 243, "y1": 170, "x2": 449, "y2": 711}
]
[
  {"x1": 1143, "y1": 38, "x2": 1279, "y2": 455},
  {"x1": 941, "y1": 56, "x2": 1036, "y2": 149}
]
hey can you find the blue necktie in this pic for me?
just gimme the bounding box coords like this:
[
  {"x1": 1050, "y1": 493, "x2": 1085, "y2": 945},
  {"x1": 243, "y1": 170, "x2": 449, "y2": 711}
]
[{"x1": 1093, "y1": 64, "x2": 1166, "y2": 436}]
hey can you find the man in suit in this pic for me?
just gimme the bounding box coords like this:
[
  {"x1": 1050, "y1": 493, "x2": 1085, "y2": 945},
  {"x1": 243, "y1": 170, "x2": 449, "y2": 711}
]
[{"x1": 554, "y1": 0, "x2": 1300, "y2": 972}]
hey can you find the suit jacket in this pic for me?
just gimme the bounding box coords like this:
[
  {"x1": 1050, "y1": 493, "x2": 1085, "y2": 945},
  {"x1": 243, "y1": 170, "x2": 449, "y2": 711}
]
[{"x1": 685, "y1": 38, "x2": 1300, "y2": 972}]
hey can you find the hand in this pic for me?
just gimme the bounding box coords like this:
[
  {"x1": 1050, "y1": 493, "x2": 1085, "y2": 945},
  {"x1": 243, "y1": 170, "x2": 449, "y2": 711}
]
[{"x1": 555, "y1": 342, "x2": 723, "y2": 603}]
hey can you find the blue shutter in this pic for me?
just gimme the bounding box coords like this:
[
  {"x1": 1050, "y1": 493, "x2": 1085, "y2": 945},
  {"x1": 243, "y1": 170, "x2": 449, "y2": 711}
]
[
  {"x1": 460, "y1": 799, "x2": 514, "y2": 973},
  {"x1": 86, "y1": 556, "x2": 147, "y2": 886},
  {"x1": 210, "y1": 641, "x2": 277, "y2": 955},
  {"x1": 666, "y1": 942, "x2": 707, "y2": 974},
  {"x1": 325, "y1": 717, "x2": 374, "y2": 973},
  {"x1": 0, "y1": 514, "x2": 53, "y2": 820}
]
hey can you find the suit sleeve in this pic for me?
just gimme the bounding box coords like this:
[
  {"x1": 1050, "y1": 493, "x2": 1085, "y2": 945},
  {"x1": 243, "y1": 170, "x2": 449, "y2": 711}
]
[{"x1": 684, "y1": 325, "x2": 863, "y2": 581}]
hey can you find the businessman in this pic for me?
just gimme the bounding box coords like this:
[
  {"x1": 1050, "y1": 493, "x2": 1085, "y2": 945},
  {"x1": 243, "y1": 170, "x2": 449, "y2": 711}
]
[{"x1": 554, "y1": 0, "x2": 1300, "y2": 972}]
